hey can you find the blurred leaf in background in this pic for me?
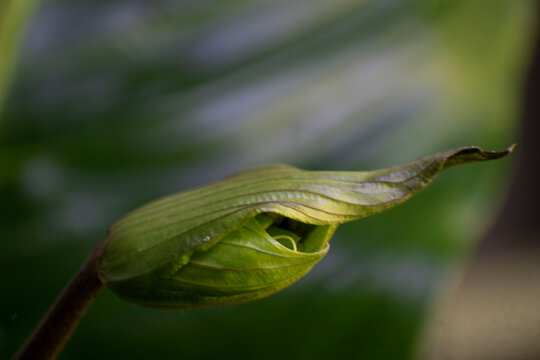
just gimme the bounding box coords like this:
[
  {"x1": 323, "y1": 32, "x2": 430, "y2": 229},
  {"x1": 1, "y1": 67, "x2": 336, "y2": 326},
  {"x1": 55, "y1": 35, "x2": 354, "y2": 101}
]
[
  {"x1": 0, "y1": 0, "x2": 38, "y2": 120},
  {"x1": 0, "y1": 0, "x2": 536, "y2": 359}
]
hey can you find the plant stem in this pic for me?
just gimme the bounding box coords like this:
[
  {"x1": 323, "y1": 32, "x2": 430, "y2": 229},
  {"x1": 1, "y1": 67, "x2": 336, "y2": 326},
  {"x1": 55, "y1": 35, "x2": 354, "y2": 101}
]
[{"x1": 14, "y1": 242, "x2": 105, "y2": 360}]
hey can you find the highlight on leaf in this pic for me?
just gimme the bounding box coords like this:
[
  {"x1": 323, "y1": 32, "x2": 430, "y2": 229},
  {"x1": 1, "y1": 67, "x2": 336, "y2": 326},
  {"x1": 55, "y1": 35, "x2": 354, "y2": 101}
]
[{"x1": 97, "y1": 145, "x2": 515, "y2": 310}]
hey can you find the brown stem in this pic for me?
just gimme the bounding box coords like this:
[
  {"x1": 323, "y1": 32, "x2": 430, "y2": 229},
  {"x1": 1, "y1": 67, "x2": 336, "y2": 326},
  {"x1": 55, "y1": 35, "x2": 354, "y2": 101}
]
[{"x1": 13, "y1": 242, "x2": 105, "y2": 360}]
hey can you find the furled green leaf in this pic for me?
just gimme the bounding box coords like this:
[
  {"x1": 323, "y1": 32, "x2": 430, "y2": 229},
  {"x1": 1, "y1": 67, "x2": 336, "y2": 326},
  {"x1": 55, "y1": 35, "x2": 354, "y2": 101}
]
[{"x1": 98, "y1": 145, "x2": 514, "y2": 309}]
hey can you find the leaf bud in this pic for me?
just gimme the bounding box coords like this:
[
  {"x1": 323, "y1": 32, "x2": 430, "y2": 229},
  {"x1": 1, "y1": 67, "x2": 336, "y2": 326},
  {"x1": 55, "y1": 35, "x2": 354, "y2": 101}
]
[{"x1": 98, "y1": 145, "x2": 514, "y2": 309}]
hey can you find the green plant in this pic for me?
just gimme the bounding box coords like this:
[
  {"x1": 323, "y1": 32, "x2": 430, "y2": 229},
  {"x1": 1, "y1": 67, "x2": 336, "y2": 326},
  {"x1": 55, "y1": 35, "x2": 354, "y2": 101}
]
[{"x1": 14, "y1": 145, "x2": 514, "y2": 360}]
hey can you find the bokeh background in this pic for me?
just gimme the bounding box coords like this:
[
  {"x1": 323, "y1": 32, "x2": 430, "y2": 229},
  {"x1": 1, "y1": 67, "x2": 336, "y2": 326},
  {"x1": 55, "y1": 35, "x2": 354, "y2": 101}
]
[{"x1": 1, "y1": 1, "x2": 538, "y2": 359}]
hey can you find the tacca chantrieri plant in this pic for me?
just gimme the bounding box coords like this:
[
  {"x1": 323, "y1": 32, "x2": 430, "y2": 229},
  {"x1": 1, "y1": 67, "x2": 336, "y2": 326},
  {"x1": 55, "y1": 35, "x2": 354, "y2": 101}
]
[{"x1": 15, "y1": 145, "x2": 514, "y2": 359}]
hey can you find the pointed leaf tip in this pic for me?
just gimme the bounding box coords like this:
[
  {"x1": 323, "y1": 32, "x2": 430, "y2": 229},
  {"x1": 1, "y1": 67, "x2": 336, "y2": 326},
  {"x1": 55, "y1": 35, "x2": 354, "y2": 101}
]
[{"x1": 442, "y1": 144, "x2": 515, "y2": 170}]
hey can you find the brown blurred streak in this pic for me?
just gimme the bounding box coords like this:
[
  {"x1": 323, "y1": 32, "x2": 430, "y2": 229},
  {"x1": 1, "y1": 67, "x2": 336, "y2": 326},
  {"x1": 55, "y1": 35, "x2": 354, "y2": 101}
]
[
  {"x1": 422, "y1": 10, "x2": 540, "y2": 360},
  {"x1": 478, "y1": 4, "x2": 540, "y2": 254}
]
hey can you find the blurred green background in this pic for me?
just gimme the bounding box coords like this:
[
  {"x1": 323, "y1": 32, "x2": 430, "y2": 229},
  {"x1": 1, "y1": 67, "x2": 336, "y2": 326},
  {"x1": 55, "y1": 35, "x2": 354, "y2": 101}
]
[{"x1": 1, "y1": 1, "x2": 537, "y2": 359}]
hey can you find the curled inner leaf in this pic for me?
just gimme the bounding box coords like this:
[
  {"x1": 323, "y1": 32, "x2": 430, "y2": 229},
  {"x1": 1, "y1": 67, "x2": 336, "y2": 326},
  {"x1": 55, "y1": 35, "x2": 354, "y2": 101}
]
[{"x1": 138, "y1": 216, "x2": 334, "y2": 309}]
